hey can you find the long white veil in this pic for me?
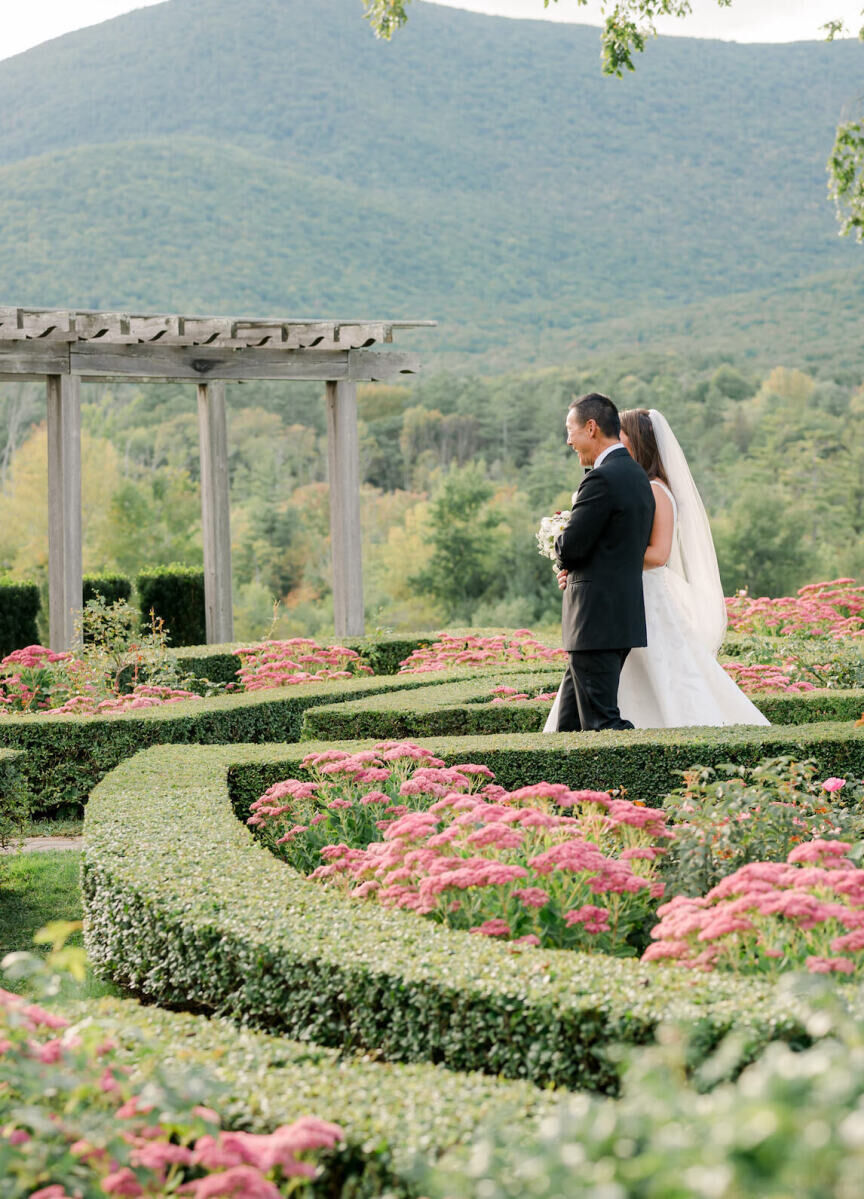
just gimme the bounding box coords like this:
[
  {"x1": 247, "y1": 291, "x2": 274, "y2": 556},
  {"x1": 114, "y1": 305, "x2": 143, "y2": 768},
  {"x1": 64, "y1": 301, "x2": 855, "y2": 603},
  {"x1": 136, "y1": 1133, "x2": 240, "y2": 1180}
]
[{"x1": 649, "y1": 409, "x2": 727, "y2": 656}]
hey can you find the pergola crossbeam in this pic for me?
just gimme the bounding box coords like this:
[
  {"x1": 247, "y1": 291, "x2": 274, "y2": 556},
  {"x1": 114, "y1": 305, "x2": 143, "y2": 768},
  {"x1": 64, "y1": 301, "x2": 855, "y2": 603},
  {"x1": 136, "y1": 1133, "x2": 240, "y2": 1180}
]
[{"x1": 0, "y1": 305, "x2": 434, "y2": 648}]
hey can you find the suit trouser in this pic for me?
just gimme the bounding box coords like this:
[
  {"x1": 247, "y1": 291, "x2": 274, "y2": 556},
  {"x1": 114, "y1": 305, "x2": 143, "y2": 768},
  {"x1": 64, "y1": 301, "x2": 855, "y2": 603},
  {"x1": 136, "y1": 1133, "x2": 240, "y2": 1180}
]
[{"x1": 556, "y1": 648, "x2": 633, "y2": 732}]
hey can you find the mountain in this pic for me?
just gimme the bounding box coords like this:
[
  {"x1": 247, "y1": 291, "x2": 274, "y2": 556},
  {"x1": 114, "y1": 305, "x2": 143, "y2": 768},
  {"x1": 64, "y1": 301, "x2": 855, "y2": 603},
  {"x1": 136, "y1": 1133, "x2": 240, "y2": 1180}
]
[{"x1": 0, "y1": 0, "x2": 861, "y2": 371}]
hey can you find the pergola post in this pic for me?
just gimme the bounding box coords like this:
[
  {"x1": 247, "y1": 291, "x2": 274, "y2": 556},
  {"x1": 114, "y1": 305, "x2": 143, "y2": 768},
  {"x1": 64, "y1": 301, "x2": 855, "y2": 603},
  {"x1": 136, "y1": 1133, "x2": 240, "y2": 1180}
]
[
  {"x1": 326, "y1": 380, "x2": 364, "y2": 637},
  {"x1": 46, "y1": 373, "x2": 82, "y2": 650},
  {"x1": 197, "y1": 381, "x2": 234, "y2": 644}
]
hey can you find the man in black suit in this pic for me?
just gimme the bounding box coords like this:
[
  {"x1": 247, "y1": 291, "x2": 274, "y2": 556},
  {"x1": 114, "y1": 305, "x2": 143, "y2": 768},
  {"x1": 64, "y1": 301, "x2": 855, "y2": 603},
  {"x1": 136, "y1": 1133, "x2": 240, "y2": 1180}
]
[{"x1": 553, "y1": 393, "x2": 655, "y2": 731}]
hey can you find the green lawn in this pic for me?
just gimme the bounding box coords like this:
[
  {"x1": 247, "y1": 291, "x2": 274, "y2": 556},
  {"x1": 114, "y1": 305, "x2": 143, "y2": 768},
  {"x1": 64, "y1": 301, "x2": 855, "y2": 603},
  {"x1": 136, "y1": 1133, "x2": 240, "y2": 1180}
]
[{"x1": 0, "y1": 850, "x2": 117, "y2": 998}]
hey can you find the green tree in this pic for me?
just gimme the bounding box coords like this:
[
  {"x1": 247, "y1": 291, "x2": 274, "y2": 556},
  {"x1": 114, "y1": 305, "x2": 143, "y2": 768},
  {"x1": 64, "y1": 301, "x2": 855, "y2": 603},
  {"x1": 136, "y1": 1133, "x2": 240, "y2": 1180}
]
[{"x1": 410, "y1": 463, "x2": 507, "y2": 622}]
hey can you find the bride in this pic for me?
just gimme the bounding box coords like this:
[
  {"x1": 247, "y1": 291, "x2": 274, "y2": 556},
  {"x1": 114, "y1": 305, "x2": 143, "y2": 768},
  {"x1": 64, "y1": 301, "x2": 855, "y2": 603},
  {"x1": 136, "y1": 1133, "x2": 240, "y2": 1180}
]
[{"x1": 544, "y1": 407, "x2": 768, "y2": 731}]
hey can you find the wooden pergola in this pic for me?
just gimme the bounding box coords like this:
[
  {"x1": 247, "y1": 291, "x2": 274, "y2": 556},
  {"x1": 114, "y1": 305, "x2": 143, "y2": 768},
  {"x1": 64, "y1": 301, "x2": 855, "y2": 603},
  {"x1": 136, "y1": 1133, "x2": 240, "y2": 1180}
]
[{"x1": 0, "y1": 306, "x2": 434, "y2": 650}]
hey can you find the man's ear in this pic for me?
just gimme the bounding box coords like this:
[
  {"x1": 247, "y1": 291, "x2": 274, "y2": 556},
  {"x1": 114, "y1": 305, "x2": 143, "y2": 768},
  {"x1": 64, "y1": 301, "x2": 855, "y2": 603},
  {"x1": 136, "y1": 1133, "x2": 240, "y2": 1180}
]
[{"x1": 584, "y1": 419, "x2": 597, "y2": 438}]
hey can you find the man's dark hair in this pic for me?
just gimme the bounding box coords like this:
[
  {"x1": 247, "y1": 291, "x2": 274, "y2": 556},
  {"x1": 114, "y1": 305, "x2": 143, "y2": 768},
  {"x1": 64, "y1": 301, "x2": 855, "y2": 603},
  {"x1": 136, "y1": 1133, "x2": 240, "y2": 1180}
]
[{"x1": 568, "y1": 392, "x2": 620, "y2": 439}]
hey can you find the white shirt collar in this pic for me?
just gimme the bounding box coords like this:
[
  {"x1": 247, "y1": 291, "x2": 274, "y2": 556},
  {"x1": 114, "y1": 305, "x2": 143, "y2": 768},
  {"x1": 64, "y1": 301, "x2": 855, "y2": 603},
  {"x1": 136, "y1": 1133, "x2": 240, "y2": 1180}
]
[{"x1": 592, "y1": 443, "x2": 627, "y2": 469}]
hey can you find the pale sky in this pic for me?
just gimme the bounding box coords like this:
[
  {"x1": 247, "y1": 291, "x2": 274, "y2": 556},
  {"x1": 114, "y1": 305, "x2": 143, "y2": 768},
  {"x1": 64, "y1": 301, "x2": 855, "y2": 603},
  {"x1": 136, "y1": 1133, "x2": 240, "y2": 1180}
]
[{"x1": 1, "y1": 0, "x2": 862, "y2": 63}]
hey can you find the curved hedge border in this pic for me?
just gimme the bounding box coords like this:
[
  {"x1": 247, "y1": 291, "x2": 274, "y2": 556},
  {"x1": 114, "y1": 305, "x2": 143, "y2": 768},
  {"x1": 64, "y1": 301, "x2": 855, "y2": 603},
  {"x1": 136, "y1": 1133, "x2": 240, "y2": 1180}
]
[
  {"x1": 301, "y1": 670, "x2": 563, "y2": 740},
  {"x1": 69, "y1": 996, "x2": 554, "y2": 1198},
  {"x1": 234, "y1": 722, "x2": 864, "y2": 811},
  {"x1": 0, "y1": 669, "x2": 493, "y2": 816},
  {"x1": 301, "y1": 675, "x2": 864, "y2": 743},
  {"x1": 83, "y1": 742, "x2": 863, "y2": 1093}
]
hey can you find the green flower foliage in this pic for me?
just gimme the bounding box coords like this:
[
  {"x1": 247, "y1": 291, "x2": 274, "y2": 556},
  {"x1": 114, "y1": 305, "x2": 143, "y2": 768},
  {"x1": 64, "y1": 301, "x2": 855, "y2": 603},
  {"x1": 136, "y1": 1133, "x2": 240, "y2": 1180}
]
[
  {"x1": 82, "y1": 743, "x2": 864, "y2": 1093},
  {"x1": 661, "y1": 757, "x2": 864, "y2": 899}
]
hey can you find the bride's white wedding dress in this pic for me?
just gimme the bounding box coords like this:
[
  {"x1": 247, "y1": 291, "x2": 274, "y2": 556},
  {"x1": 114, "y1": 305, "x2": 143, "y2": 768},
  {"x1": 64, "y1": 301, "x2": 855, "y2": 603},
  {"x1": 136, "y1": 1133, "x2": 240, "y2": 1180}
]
[{"x1": 544, "y1": 415, "x2": 768, "y2": 732}]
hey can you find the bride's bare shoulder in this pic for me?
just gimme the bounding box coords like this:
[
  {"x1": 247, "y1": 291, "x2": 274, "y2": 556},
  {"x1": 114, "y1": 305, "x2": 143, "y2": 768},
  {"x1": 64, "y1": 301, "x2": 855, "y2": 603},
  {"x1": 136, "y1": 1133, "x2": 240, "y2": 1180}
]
[{"x1": 649, "y1": 479, "x2": 674, "y2": 516}]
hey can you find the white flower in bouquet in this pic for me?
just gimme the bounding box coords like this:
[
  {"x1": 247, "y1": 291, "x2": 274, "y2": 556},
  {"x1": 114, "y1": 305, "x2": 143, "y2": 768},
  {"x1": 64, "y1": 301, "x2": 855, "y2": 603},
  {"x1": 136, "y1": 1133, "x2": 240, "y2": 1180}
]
[{"x1": 536, "y1": 510, "x2": 570, "y2": 565}]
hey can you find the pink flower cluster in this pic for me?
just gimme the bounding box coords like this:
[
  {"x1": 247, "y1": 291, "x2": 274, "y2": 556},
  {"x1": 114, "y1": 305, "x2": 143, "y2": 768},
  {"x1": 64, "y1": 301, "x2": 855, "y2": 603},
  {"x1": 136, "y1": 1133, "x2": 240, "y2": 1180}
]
[
  {"x1": 489, "y1": 686, "x2": 559, "y2": 704},
  {"x1": 722, "y1": 662, "x2": 816, "y2": 695},
  {"x1": 251, "y1": 743, "x2": 670, "y2": 952},
  {"x1": 0, "y1": 987, "x2": 342, "y2": 1197},
  {"x1": 398, "y1": 630, "x2": 566, "y2": 674},
  {"x1": 50, "y1": 683, "x2": 201, "y2": 716},
  {"x1": 234, "y1": 639, "x2": 375, "y2": 690},
  {"x1": 725, "y1": 578, "x2": 864, "y2": 640},
  {"x1": 644, "y1": 840, "x2": 864, "y2": 975}
]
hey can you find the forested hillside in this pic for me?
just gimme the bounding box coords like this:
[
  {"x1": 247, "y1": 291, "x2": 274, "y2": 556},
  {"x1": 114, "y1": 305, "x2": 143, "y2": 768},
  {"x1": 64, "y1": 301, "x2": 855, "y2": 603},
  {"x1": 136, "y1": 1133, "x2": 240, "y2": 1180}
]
[{"x1": 0, "y1": 0, "x2": 861, "y2": 369}]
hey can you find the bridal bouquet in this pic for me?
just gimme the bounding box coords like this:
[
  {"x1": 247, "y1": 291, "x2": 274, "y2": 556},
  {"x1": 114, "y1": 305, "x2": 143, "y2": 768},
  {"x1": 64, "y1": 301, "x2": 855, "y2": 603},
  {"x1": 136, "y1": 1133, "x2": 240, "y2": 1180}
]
[{"x1": 536, "y1": 509, "x2": 570, "y2": 564}]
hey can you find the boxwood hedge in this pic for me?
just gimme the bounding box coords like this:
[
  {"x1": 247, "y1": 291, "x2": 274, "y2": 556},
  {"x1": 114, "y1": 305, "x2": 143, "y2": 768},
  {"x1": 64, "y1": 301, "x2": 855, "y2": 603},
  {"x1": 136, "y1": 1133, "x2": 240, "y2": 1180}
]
[
  {"x1": 0, "y1": 670, "x2": 484, "y2": 816},
  {"x1": 232, "y1": 721, "x2": 864, "y2": 811},
  {"x1": 83, "y1": 742, "x2": 863, "y2": 1094},
  {"x1": 69, "y1": 995, "x2": 555, "y2": 1198},
  {"x1": 301, "y1": 675, "x2": 864, "y2": 743}
]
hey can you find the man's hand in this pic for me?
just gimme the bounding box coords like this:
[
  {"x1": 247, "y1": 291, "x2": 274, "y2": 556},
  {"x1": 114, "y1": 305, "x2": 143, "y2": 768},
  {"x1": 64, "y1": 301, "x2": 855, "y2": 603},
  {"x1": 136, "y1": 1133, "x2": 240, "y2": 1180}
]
[{"x1": 557, "y1": 568, "x2": 568, "y2": 591}]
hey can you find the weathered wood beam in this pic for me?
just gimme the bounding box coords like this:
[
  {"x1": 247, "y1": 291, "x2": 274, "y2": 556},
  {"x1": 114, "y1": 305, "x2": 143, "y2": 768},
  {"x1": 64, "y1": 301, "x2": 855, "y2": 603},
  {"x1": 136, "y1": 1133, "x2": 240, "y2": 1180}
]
[
  {"x1": 69, "y1": 344, "x2": 419, "y2": 381},
  {"x1": 46, "y1": 374, "x2": 82, "y2": 651},
  {"x1": 326, "y1": 380, "x2": 364, "y2": 638},
  {"x1": 0, "y1": 343, "x2": 70, "y2": 374},
  {"x1": 197, "y1": 382, "x2": 234, "y2": 645}
]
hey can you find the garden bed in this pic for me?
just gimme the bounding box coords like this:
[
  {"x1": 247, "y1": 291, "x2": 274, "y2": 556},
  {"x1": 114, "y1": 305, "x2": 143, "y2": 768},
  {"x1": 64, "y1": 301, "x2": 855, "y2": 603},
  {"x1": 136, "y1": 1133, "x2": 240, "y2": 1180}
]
[
  {"x1": 64, "y1": 995, "x2": 555, "y2": 1198},
  {"x1": 0, "y1": 669, "x2": 498, "y2": 815},
  {"x1": 82, "y1": 742, "x2": 863, "y2": 1093}
]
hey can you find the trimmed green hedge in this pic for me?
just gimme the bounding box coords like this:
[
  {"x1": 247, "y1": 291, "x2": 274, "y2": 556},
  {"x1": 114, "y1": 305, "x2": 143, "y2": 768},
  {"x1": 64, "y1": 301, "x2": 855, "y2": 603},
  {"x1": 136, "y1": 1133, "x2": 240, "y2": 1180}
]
[
  {"x1": 69, "y1": 996, "x2": 554, "y2": 1198},
  {"x1": 83, "y1": 742, "x2": 864, "y2": 1094},
  {"x1": 301, "y1": 670, "x2": 563, "y2": 740},
  {"x1": 0, "y1": 671, "x2": 480, "y2": 816},
  {"x1": 301, "y1": 674, "x2": 864, "y2": 742},
  {"x1": 231, "y1": 722, "x2": 864, "y2": 812},
  {"x1": 137, "y1": 565, "x2": 205, "y2": 646},
  {"x1": 0, "y1": 579, "x2": 40, "y2": 658},
  {"x1": 82, "y1": 574, "x2": 133, "y2": 607}
]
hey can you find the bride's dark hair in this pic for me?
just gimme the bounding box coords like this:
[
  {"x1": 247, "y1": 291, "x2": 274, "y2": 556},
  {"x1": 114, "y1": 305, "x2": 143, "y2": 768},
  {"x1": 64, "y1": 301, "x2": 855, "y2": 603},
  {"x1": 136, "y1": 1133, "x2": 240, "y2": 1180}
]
[{"x1": 620, "y1": 408, "x2": 669, "y2": 487}]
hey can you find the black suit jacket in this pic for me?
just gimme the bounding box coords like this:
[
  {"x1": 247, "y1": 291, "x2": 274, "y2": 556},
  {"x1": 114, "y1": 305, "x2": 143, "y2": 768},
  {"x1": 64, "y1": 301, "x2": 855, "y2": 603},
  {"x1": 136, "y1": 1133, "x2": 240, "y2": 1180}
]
[{"x1": 554, "y1": 447, "x2": 655, "y2": 652}]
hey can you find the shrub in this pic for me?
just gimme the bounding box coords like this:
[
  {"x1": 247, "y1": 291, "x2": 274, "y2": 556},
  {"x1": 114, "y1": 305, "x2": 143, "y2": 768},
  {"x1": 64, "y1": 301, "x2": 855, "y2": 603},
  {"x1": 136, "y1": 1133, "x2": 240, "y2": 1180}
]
[
  {"x1": 137, "y1": 565, "x2": 205, "y2": 647},
  {"x1": 646, "y1": 841, "x2": 864, "y2": 976},
  {"x1": 64, "y1": 997, "x2": 556, "y2": 1199},
  {"x1": 661, "y1": 757, "x2": 864, "y2": 900},
  {"x1": 82, "y1": 742, "x2": 864, "y2": 1093},
  {"x1": 0, "y1": 581, "x2": 40, "y2": 659},
  {"x1": 0, "y1": 671, "x2": 472, "y2": 815},
  {"x1": 0, "y1": 750, "x2": 28, "y2": 885},
  {"x1": 82, "y1": 573, "x2": 133, "y2": 607},
  {"x1": 301, "y1": 672, "x2": 864, "y2": 743},
  {"x1": 251, "y1": 745, "x2": 668, "y2": 954},
  {"x1": 422, "y1": 990, "x2": 864, "y2": 1199}
]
